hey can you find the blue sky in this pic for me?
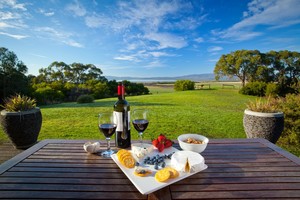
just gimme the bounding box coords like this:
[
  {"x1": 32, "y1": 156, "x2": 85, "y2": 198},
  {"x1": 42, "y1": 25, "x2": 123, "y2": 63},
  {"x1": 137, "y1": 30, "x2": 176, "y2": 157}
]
[{"x1": 1, "y1": 0, "x2": 300, "y2": 78}]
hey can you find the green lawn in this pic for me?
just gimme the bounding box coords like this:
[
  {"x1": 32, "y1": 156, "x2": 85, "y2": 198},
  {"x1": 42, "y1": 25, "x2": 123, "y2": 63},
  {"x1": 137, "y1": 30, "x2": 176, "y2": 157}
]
[
  {"x1": 1, "y1": 85, "x2": 254, "y2": 141},
  {"x1": 1, "y1": 84, "x2": 298, "y2": 156}
]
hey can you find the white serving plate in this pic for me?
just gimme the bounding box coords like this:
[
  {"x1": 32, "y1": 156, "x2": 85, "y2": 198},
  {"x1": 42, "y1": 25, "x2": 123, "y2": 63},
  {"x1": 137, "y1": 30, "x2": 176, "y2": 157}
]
[{"x1": 111, "y1": 145, "x2": 207, "y2": 195}]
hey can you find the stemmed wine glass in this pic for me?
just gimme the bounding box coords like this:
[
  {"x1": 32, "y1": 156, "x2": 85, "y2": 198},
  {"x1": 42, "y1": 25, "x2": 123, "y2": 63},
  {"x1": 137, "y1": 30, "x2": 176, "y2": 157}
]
[
  {"x1": 132, "y1": 109, "x2": 149, "y2": 145},
  {"x1": 98, "y1": 112, "x2": 117, "y2": 157}
]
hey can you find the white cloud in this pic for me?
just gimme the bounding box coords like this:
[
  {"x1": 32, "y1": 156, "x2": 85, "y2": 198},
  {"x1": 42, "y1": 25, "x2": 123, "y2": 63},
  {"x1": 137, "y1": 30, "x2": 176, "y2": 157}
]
[
  {"x1": 66, "y1": 0, "x2": 86, "y2": 17},
  {"x1": 144, "y1": 32, "x2": 187, "y2": 49},
  {"x1": 29, "y1": 53, "x2": 47, "y2": 58},
  {"x1": 0, "y1": 31, "x2": 28, "y2": 39},
  {"x1": 215, "y1": 0, "x2": 300, "y2": 41},
  {"x1": 208, "y1": 59, "x2": 219, "y2": 62},
  {"x1": 149, "y1": 51, "x2": 175, "y2": 57},
  {"x1": 207, "y1": 46, "x2": 223, "y2": 52},
  {"x1": 79, "y1": 0, "x2": 201, "y2": 69},
  {"x1": 85, "y1": 14, "x2": 110, "y2": 28},
  {"x1": 233, "y1": 0, "x2": 300, "y2": 29},
  {"x1": 65, "y1": 40, "x2": 83, "y2": 48},
  {"x1": 0, "y1": 0, "x2": 27, "y2": 11},
  {"x1": 35, "y1": 27, "x2": 84, "y2": 48},
  {"x1": 38, "y1": 9, "x2": 54, "y2": 17},
  {"x1": 114, "y1": 55, "x2": 136, "y2": 61},
  {"x1": 83, "y1": 0, "x2": 193, "y2": 49},
  {"x1": 195, "y1": 37, "x2": 204, "y2": 43},
  {"x1": 116, "y1": 0, "x2": 180, "y2": 31},
  {"x1": 0, "y1": 22, "x2": 14, "y2": 29},
  {"x1": 144, "y1": 60, "x2": 165, "y2": 69},
  {"x1": 0, "y1": 4, "x2": 28, "y2": 31},
  {"x1": 0, "y1": 11, "x2": 17, "y2": 20}
]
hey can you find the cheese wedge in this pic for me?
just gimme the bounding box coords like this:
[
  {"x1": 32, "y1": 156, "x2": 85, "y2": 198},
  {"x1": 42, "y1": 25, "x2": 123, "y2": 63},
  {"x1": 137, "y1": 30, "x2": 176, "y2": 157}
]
[{"x1": 171, "y1": 150, "x2": 205, "y2": 173}]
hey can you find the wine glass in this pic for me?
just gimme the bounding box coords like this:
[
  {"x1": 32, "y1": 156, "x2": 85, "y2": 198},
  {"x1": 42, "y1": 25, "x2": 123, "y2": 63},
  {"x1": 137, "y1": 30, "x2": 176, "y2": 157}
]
[
  {"x1": 98, "y1": 112, "x2": 117, "y2": 157},
  {"x1": 132, "y1": 109, "x2": 149, "y2": 145}
]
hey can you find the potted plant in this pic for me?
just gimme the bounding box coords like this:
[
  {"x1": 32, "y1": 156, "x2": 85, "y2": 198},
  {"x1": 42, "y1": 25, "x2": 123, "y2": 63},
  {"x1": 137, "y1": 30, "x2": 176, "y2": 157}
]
[
  {"x1": 0, "y1": 94, "x2": 42, "y2": 149},
  {"x1": 243, "y1": 96, "x2": 284, "y2": 143}
]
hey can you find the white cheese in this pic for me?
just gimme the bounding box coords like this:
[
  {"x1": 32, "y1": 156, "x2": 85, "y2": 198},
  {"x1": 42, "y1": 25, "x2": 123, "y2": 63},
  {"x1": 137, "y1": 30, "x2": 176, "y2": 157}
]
[
  {"x1": 131, "y1": 144, "x2": 153, "y2": 159},
  {"x1": 171, "y1": 150, "x2": 205, "y2": 173}
]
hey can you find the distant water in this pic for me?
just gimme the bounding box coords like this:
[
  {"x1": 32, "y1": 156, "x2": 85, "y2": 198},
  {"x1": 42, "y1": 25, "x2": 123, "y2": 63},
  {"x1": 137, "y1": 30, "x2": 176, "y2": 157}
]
[{"x1": 115, "y1": 79, "x2": 177, "y2": 83}]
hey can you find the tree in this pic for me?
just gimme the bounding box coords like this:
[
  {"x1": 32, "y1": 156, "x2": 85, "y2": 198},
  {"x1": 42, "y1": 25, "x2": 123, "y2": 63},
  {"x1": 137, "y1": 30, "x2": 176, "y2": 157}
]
[
  {"x1": 214, "y1": 50, "x2": 262, "y2": 87},
  {"x1": 0, "y1": 47, "x2": 29, "y2": 102},
  {"x1": 277, "y1": 50, "x2": 300, "y2": 86},
  {"x1": 264, "y1": 50, "x2": 300, "y2": 94},
  {"x1": 37, "y1": 62, "x2": 107, "y2": 85},
  {"x1": 32, "y1": 61, "x2": 108, "y2": 102}
]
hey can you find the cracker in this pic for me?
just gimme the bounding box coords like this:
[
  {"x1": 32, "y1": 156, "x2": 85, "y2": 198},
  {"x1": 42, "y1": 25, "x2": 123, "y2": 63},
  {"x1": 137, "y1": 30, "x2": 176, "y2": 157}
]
[
  {"x1": 155, "y1": 168, "x2": 171, "y2": 182},
  {"x1": 122, "y1": 156, "x2": 135, "y2": 168},
  {"x1": 117, "y1": 150, "x2": 131, "y2": 161},
  {"x1": 116, "y1": 149, "x2": 128, "y2": 157},
  {"x1": 134, "y1": 167, "x2": 152, "y2": 177},
  {"x1": 165, "y1": 167, "x2": 179, "y2": 179}
]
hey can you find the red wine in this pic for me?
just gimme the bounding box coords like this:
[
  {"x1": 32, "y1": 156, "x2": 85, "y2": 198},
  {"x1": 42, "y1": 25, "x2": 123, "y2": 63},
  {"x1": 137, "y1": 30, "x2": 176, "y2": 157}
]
[
  {"x1": 114, "y1": 82, "x2": 131, "y2": 148},
  {"x1": 99, "y1": 123, "x2": 117, "y2": 138},
  {"x1": 132, "y1": 119, "x2": 149, "y2": 132}
]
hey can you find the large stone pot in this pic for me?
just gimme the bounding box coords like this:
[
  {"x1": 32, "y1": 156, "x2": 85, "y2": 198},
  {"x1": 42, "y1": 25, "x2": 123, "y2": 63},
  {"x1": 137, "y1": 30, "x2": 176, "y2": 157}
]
[
  {"x1": 0, "y1": 108, "x2": 42, "y2": 149},
  {"x1": 243, "y1": 109, "x2": 284, "y2": 144}
]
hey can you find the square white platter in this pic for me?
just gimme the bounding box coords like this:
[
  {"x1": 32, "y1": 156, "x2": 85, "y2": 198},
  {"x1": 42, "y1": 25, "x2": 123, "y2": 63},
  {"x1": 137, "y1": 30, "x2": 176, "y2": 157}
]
[{"x1": 111, "y1": 146, "x2": 207, "y2": 195}]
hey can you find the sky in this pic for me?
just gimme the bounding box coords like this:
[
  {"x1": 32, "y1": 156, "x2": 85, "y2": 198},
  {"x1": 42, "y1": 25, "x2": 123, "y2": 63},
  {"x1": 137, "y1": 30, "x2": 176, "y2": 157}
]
[{"x1": 1, "y1": 0, "x2": 300, "y2": 78}]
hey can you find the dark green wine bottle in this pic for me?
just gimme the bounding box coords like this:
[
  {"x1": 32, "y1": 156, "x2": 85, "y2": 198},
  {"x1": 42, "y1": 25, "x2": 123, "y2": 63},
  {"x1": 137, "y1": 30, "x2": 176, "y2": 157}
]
[{"x1": 114, "y1": 82, "x2": 131, "y2": 148}]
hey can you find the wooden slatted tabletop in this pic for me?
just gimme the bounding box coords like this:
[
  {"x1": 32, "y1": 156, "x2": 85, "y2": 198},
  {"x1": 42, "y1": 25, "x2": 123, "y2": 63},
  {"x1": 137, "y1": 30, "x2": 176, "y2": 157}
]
[{"x1": 0, "y1": 139, "x2": 300, "y2": 199}]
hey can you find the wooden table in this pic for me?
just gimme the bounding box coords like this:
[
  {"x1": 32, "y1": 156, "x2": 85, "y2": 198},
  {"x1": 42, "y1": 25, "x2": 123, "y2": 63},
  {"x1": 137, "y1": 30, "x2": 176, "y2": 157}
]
[{"x1": 0, "y1": 139, "x2": 300, "y2": 199}]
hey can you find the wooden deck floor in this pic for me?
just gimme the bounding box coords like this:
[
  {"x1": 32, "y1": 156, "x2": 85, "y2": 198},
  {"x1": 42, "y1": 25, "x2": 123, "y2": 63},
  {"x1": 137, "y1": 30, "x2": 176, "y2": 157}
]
[{"x1": 0, "y1": 142, "x2": 23, "y2": 164}]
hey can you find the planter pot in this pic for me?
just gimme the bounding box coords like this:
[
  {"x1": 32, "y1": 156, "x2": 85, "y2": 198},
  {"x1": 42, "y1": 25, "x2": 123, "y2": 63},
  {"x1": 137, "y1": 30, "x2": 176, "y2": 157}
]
[
  {"x1": 243, "y1": 109, "x2": 284, "y2": 144},
  {"x1": 0, "y1": 108, "x2": 42, "y2": 149}
]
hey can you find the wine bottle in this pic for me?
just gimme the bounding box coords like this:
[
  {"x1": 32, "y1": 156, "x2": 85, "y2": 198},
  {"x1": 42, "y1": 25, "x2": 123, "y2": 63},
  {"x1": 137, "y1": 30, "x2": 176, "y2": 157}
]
[{"x1": 114, "y1": 82, "x2": 131, "y2": 148}]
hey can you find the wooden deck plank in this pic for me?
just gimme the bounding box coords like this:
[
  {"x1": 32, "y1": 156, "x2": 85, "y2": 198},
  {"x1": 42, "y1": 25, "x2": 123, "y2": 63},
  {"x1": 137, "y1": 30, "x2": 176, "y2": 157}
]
[
  {"x1": 0, "y1": 142, "x2": 23, "y2": 164},
  {"x1": 172, "y1": 190, "x2": 300, "y2": 199},
  {"x1": 0, "y1": 184, "x2": 141, "y2": 192},
  {"x1": 170, "y1": 183, "x2": 300, "y2": 191},
  {"x1": 0, "y1": 177, "x2": 132, "y2": 184},
  {"x1": 0, "y1": 191, "x2": 147, "y2": 199}
]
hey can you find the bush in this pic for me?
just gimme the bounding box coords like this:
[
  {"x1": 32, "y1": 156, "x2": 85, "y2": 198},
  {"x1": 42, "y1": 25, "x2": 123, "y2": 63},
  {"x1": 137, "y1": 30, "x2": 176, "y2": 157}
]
[
  {"x1": 1, "y1": 94, "x2": 36, "y2": 112},
  {"x1": 122, "y1": 80, "x2": 150, "y2": 96},
  {"x1": 239, "y1": 81, "x2": 267, "y2": 96},
  {"x1": 265, "y1": 82, "x2": 280, "y2": 97},
  {"x1": 33, "y1": 87, "x2": 64, "y2": 105},
  {"x1": 174, "y1": 80, "x2": 195, "y2": 91},
  {"x1": 77, "y1": 95, "x2": 94, "y2": 104},
  {"x1": 279, "y1": 94, "x2": 300, "y2": 146},
  {"x1": 246, "y1": 96, "x2": 282, "y2": 113}
]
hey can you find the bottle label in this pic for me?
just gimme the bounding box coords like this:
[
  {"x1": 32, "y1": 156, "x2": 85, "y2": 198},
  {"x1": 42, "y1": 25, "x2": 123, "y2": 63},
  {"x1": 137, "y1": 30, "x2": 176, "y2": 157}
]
[{"x1": 113, "y1": 111, "x2": 130, "y2": 132}]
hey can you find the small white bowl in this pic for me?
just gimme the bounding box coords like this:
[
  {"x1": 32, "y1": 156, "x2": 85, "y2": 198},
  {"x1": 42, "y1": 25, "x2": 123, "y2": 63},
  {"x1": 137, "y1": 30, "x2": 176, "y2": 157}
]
[{"x1": 177, "y1": 134, "x2": 209, "y2": 153}]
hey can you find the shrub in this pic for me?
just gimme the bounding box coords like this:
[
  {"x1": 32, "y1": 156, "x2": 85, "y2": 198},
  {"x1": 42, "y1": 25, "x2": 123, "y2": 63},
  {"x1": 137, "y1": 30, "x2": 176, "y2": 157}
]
[
  {"x1": 77, "y1": 95, "x2": 94, "y2": 104},
  {"x1": 246, "y1": 96, "x2": 282, "y2": 113},
  {"x1": 122, "y1": 80, "x2": 150, "y2": 96},
  {"x1": 33, "y1": 87, "x2": 64, "y2": 105},
  {"x1": 265, "y1": 82, "x2": 279, "y2": 97},
  {"x1": 239, "y1": 81, "x2": 267, "y2": 96},
  {"x1": 279, "y1": 94, "x2": 300, "y2": 146},
  {"x1": 174, "y1": 80, "x2": 195, "y2": 91},
  {"x1": 1, "y1": 94, "x2": 36, "y2": 112}
]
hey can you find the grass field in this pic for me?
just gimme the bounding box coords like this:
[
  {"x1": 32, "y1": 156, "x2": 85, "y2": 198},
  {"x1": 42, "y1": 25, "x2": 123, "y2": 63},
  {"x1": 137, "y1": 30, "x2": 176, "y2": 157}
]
[
  {"x1": 0, "y1": 82, "x2": 298, "y2": 156},
  {"x1": 0, "y1": 83, "x2": 254, "y2": 141}
]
